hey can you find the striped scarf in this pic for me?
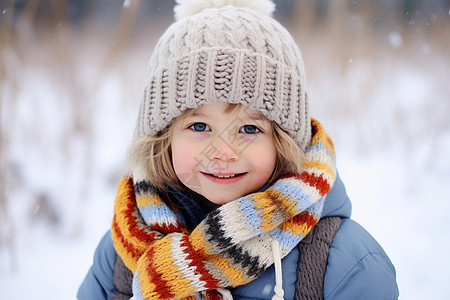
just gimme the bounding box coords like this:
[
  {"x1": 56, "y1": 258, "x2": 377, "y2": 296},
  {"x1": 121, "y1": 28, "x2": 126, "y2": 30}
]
[{"x1": 112, "y1": 119, "x2": 336, "y2": 300}]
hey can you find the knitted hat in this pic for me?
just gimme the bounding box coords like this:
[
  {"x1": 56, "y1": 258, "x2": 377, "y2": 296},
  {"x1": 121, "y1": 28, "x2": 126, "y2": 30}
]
[{"x1": 134, "y1": 0, "x2": 311, "y2": 151}]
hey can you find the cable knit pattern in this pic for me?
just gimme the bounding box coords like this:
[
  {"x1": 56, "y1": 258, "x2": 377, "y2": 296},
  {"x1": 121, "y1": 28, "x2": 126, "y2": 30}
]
[
  {"x1": 134, "y1": 4, "x2": 311, "y2": 151},
  {"x1": 112, "y1": 119, "x2": 335, "y2": 299}
]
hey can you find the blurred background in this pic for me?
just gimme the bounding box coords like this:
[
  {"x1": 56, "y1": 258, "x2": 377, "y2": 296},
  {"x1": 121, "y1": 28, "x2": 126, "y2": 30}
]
[{"x1": 0, "y1": 0, "x2": 449, "y2": 298}]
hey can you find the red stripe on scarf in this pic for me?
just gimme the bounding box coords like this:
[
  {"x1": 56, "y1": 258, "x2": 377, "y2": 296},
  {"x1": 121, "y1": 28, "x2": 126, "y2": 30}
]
[
  {"x1": 142, "y1": 246, "x2": 176, "y2": 299},
  {"x1": 287, "y1": 172, "x2": 330, "y2": 196},
  {"x1": 121, "y1": 178, "x2": 161, "y2": 243},
  {"x1": 113, "y1": 178, "x2": 160, "y2": 263},
  {"x1": 292, "y1": 211, "x2": 318, "y2": 229},
  {"x1": 204, "y1": 289, "x2": 222, "y2": 300},
  {"x1": 152, "y1": 222, "x2": 187, "y2": 234},
  {"x1": 112, "y1": 215, "x2": 143, "y2": 259},
  {"x1": 124, "y1": 202, "x2": 156, "y2": 242},
  {"x1": 300, "y1": 172, "x2": 330, "y2": 196},
  {"x1": 179, "y1": 235, "x2": 220, "y2": 290}
]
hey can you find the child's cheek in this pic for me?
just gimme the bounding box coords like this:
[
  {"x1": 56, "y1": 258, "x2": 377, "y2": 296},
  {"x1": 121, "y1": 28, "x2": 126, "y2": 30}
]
[{"x1": 172, "y1": 143, "x2": 197, "y2": 175}]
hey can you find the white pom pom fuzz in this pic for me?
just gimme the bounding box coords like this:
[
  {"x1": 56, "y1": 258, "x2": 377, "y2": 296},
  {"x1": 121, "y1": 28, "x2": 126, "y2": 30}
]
[{"x1": 174, "y1": 0, "x2": 276, "y2": 21}]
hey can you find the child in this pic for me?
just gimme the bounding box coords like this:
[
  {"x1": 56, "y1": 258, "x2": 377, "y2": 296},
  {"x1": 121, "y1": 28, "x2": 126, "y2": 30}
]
[{"x1": 78, "y1": 1, "x2": 399, "y2": 299}]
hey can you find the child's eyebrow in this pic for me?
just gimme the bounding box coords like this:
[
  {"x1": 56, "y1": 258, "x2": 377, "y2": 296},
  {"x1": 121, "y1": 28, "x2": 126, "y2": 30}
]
[
  {"x1": 242, "y1": 110, "x2": 268, "y2": 122},
  {"x1": 187, "y1": 111, "x2": 209, "y2": 119},
  {"x1": 189, "y1": 109, "x2": 268, "y2": 123}
]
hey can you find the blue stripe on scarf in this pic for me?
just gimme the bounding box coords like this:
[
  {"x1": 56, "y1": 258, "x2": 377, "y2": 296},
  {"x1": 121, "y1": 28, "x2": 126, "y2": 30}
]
[
  {"x1": 139, "y1": 203, "x2": 185, "y2": 225},
  {"x1": 237, "y1": 198, "x2": 265, "y2": 235},
  {"x1": 269, "y1": 227, "x2": 304, "y2": 249},
  {"x1": 271, "y1": 181, "x2": 315, "y2": 210}
]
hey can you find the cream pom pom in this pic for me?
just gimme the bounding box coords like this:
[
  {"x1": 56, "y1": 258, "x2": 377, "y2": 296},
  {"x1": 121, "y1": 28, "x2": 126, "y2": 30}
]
[{"x1": 174, "y1": 0, "x2": 276, "y2": 21}]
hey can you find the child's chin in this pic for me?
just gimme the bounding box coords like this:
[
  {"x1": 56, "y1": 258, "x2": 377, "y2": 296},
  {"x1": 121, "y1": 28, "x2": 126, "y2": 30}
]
[
  {"x1": 198, "y1": 187, "x2": 247, "y2": 205},
  {"x1": 204, "y1": 195, "x2": 237, "y2": 205}
]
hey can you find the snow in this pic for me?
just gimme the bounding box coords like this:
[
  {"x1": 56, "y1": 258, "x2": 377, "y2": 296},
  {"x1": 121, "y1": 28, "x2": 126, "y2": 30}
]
[
  {"x1": 388, "y1": 31, "x2": 403, "y2": 48},
  {"x1": 1, "y1": 18, "x2": 449, "y2": 300},
  {"x1": 306, "y1": 51, "x2": 450, "y2": 299}
]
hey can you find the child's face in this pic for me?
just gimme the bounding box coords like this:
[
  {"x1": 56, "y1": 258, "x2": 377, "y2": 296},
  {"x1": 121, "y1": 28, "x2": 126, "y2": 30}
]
[{"x1": 171, "y1": 102, "x2": 277, "y2": 205}]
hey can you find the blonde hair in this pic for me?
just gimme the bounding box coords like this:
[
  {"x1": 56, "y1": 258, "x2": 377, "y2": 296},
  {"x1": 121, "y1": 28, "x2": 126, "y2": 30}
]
[{"x1": 127, "y1": 106, "x2": 305, "y2": 193}]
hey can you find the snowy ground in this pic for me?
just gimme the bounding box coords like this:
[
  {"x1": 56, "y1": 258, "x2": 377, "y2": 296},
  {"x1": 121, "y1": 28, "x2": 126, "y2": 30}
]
[{"x1": 1, "y1": 19, "x2": 449, "y2": 300}]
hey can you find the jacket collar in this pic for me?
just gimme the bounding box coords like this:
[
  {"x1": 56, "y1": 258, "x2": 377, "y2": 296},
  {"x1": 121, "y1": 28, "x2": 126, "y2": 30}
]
[{"x1": 321, "y1": 171, "x2": 352, "y2": 218}]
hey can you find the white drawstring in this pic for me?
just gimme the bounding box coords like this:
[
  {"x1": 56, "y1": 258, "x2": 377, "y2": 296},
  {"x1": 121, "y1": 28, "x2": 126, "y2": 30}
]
[
  {"x1": 217, "y1": 288, "x2": 233, "y2": 299},
  {"x1": 271, "y1": 239, "x2": 285, "y2": 300}
]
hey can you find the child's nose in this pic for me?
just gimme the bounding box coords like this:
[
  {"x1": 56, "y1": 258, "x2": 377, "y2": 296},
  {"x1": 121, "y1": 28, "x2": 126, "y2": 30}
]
[{"x1": 209, "y1": 137, "x2": 239, "y2": 161}]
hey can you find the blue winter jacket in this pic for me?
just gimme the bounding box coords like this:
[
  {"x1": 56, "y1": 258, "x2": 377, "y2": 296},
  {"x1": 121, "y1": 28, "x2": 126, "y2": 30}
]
[{"x1": 78, "y1": 174, "x2": 399, "y2": 299}]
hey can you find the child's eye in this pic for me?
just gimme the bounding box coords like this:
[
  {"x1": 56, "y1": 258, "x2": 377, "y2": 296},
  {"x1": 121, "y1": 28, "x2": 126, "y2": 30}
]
[
  {"x1": 239, "y1": 125, "x2": 261, "y2": 134},
  {"x1": 188, "y1": 122, "x2": 210, "y2": 132}
]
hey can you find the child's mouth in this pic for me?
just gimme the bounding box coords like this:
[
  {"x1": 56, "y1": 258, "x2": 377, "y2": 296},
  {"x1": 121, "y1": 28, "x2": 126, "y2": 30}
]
[
  {"x1": 201, "y1": 172, "x2": 246, "y2": 183},
  {"x1": 213, "y1": 174, "x2": 237, "y2": 178}
]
